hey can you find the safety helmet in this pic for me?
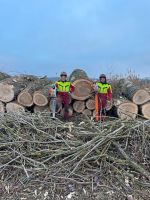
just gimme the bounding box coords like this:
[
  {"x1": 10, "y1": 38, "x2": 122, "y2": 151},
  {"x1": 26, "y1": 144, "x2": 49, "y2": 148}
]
[
  {"x1": 60, "y1": 72, "x2": 67, "y2": 77},
  {"x1": 99, "y1": 74, "x2": 106, "y2": 79}
]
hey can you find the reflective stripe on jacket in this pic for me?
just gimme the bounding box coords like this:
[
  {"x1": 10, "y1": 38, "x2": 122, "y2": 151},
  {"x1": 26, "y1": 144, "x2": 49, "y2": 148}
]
[
  {"x1": 56, "y1": 81, "x2": 71, "y2": 92},
  {"x1": 96, "y1": 82, "x2": 112, "y2": 94}
]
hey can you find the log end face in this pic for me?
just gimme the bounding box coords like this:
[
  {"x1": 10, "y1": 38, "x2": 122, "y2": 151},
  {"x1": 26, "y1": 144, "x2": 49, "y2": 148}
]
[
  {"x1": 73, "y1": 100, "x2": 85, "y2": 113},
  {"x1": 141, "y1": 103, "x2": 150, "y2": 119},
  {"x1": 18, "y1": 91, "x2": 33, "y2": 107},
  {"x1": 6, "y1": 102, "x2": 25, "y2": 113},
  {"x1": 82, "y1": 109, "x2": 92, "y2": 116},
  {"x1": 71, "y1": 79, "x2": 93, "y2": 100},
  {"x1": 118, "y1": 102, "x2": 138, "y2": 120},
  {"x1": 34, "y1": 105, "x2": 50, "y2": 113},
  {"x1": 133, "y1": 89, "x2": 150, "y2": 105},
  {"x1": 86, "y1": 99, "x2": 95, "y2": 110},
  {"x1": 0, "y1": 84, "x2": 14, "y2": 102},
  {"x1": 33, "y1": 92, "x2": 48, "y2": 106}
]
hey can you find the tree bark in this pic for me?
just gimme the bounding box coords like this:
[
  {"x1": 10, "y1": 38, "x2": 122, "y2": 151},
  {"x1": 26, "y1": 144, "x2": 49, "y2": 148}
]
[
  {"x1": 0, "y1": 72, "x2": 10, "y2": 81},
  {"x1": 113, "y1": 98, "x2": 138, "y2": 120},
  {"x1": 120, "y1": 79, "x2": 150, "y2": 105},
  {"x1": 6, "y1": 102, "x2": 25, "y2": 113},
  {"x1": 69, "y1": 69, "x2": 88, "y2": 82},
  {"x1": 71, "y1": 79, "x2": 93, "y2": 100},
  {"x1": 73, "y1": 100, "x2": 85, "y2": 113},
  {"x1": 140, "y1": 102, "x2": 150, "y2": 119},
  {"x1": 17, "y1": 78, "x2": 50, "y2": 107}
]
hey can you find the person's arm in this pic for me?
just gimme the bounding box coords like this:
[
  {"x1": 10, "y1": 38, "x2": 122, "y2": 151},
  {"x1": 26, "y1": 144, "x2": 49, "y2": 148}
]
[
  {"x1": 107, "y1": 85, "x2": 112, "y2": 100},
  {"x1": 55, "y1": 82, "x2": 58, "y2": 89},
  {"x1": 70, "y1": 84, "x2": 75, "y2": 93}
]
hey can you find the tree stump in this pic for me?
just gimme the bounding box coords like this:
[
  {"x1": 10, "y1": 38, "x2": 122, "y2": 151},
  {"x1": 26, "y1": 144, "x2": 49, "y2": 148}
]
[
  {"x1": 73, "y1": 100, "x2": 85, "y2": 113},
  {"x1": 69, "y1": 69, "x2": 88, "y2": 82}
]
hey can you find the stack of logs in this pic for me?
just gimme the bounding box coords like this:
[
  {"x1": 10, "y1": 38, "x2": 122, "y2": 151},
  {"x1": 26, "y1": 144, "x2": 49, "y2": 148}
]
[{"x1": 0, "y1": 69, "x2": 150, "y2": 120}]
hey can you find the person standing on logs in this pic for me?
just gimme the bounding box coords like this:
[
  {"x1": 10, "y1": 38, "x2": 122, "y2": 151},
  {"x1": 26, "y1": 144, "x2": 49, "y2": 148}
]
[
  {"x1": 55, "y1": 72, "x2": 75, "y2": 120},
  {"x1": 94, "y1": 74, "x2": 112, "y2": 121}
]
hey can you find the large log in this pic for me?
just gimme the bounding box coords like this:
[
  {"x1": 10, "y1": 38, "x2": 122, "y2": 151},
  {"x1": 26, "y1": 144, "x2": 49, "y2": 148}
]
[
  {"x1": 0, "y1": 77, "x2": 30, "y2": 103},
  {"x1": 69, "y1": 69, "x2": 88, "y2": 82},
  {"x1": 0, "y1": 101, "x2": 5, "y2": 113},
  {"x1": 86, "y1": 98, "x2": 95, "y2": 110},
  {"x1": 6, "y1": 102, "x2": 25, "y2": 113},
  {"x1": 33, "y1": 85, "x2": 50, "y2": 106},
  {"x1": 34, "y1": 105, "x2": 50, "y2": 113},
  {"x1": 140, "y1": 102, "x2": 150, "y2": 119},
  {"x1": 113, "y1": 98, "x2": 138, "y2": 120},
  {"x1": 17, "y1": 78, "x2": 50, "y2": 107},
  {"x1": 82, "y1": 109, "x2": 92, "y2": 116},
  {"x1": 73, "y1": 100, "x2": 85, "y2": 113},
  {"x1": 71, "y1": 79, "x2": 93, "y2": 100},
  {"x1": 60, "y1": 106, "x2": 73, "y2": 117},
  {"x1": 120, "y1": 79, "x2": 150, "y2": 105}
]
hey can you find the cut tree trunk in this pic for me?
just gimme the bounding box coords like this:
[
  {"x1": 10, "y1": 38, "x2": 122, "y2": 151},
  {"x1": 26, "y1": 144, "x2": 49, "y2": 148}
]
[
  {"x1": 71, "y1": 79, "x2": 93, "y2": 100},
  {"x1": 86, "y1": 98, "x2": 95, "y2": 110},
  {"x1": 33, "y1": 85, "x2": 50, "y2": 106},
  {"x1": 17, "y1": 78, "x2": 50, "y2": 107},
  {"x1": 73, "y1": 100, "x2": 85, "y2": 113},
  {"x1": 69, "y1": 69, "x2": 88, "y2": 82},
  {"x1": 113, "y1": 98, "x2": 138, "y2": 120},
  {"x1": 82, "y1": 109, "x2": 92, "y2": 116},
  {"x1": 60, "y1": 106, "x2": 73, "y2": 117},
  {"x1": 0, "y1": 101, "x2": 5, "y2": 113},
  {"x1": 120, "y1": 79, "x2": 150, "y2": 105},
  {"x1": 140, "y1": 102, "x2": 150, "y2": 119},
  {"x1": 6, "y1": 102, "x2": 25, "y2": 113},
  {"x1": 0, "y1": 77, "x2": 33, "y2": 103},
  {"x1": 34, "y1": 105, "x2": 50, "y2": 113}
]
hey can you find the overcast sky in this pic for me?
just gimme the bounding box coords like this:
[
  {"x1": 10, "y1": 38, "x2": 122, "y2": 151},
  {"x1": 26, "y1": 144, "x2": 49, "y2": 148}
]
[{"x1": 0, "y1": 0, "x2": 150, "y2": 78}]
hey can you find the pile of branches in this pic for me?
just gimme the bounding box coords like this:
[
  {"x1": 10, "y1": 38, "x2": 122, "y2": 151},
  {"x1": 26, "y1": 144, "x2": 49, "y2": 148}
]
[{"x1": 0, "y1": 112, "x2": 150, "y2": 199}]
